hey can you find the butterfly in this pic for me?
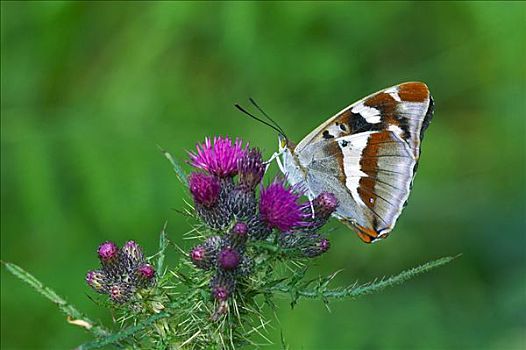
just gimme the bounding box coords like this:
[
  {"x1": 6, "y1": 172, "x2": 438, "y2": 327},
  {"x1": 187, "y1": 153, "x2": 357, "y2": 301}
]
[{"x1": 271, "y1": 82, "x2": 435, "y2": 243}]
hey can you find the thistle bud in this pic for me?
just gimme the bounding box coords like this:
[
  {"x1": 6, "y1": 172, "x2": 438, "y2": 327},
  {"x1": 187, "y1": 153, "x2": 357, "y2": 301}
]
[
  {"x1": 237, "y1": 148, "x2": 265, "y2": 191},
  {"x1": 190, "y1": 235, "x2": 221, "y2": 270},
  {"x1": 98, "y1": 241, "x2": 122, "y2": 274},
  {"x1": 303, "y1": 192, "x2": 339, "y2": 232},
  {"x1": 190, "y1": 245, "x2": 210, "y2": 269},
  {"x1": 136, "y1": 264, "x2": 156, "y2": 287},
  {"x1": 108, "y1": 283, "x2": 132, "y2": 303},
  {"x1": 302, "y1": 237, "x2": 330, "y2": 258},
  {"x1": 87, "y1": 240, "x2": 156, "y2": 303},
  {"x1": 86, "y1": 270, "x2": 108, "y2": 293},
  {"x1": 98, "y1": 241, "x2": 119, "y2": 262},
  {"x1": 218, "y1": 247, "x2": 241, "y2": 271},
  {"x1": 121, "y1": 240, "x2": 144, "y2": 269},
  {"x1": 279, "y1": 232, "x2": 330, "y2": 258},
  {"x1": 210, "y1": 273, "x2": 235, "y2": 301},
  {"x1": 230, "y1": 222, "x2": 248, "y2": 247},
  {"x1": 314, "y1": 192, "x2": 338, "y2": 217}
]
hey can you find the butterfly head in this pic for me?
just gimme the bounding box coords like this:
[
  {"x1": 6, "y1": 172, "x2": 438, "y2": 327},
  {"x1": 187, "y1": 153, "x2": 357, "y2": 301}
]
[{"x1": 278, "y1": 134, "x2": 295, "y2": 153}]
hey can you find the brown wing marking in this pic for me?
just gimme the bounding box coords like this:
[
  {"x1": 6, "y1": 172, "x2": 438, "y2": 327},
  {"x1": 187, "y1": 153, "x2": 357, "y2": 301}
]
[{"x1": 398, "y1": 82, "x2": 429, "y2": 102}]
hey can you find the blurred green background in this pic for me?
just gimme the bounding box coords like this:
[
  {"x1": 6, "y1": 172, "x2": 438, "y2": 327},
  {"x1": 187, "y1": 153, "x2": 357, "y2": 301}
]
[{"x1": 1, "y1": 2, "x2": 525, "y2": 349}]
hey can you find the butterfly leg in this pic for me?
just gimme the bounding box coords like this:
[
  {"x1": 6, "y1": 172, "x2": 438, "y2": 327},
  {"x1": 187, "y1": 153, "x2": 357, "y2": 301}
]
[
  {"x1": 308, "y1": 198, "x2": 315, "y2": 219},
  {"x1": 263, "y1": 150, "x2": 283, "y2": 166}
]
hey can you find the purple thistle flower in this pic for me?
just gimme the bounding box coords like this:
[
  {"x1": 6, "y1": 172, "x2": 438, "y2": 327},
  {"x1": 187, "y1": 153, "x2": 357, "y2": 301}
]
[
  {"x1": 237, "y1": 148, "x2": 265, "y2": 191},
  {"x1": 189, "y1": 173, "x2": 221, "y2": 208},
  {"x1": 98, "y1": 241, "x2": 119, "y2": 262},
  {"x1": 259, "y1": 180, "x2": 306, "y2": 232},
  {"x1": 189, "y1": 136, "x2": 247, "y2": 178},
  {"x1": 218, "y1": 247, "x2": 241, "y2": 271}
]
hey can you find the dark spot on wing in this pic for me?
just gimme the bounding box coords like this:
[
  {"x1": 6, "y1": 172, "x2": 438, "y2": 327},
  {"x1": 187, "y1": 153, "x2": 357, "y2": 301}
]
[
  {"x1": 322, "y1": 130, "x2": 334, "y2": 139},
  {"x1": 348, "y1": 112, "x2": 375, "y2": 134},
  {"x1": 340, "y1": 140, "x2": 348, "y2": 147},
  {"x1": 395, "y1": 115, "x2": 411, "y2": 140}
]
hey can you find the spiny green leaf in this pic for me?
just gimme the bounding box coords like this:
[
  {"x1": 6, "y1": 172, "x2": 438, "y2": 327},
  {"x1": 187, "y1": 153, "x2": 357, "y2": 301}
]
[
  {"x1": 157, "y1": 222, "x2": 168, "y2": 274},
  {"x1": 2, "y1": 261, "x2": 110, "y2": 337},
  {"x1": 77, "y1": 312, "x2": 170, "y2": 350},
  {"x1": 160, "y1": 146, "x2": 188, "y2": 186},
  {"x1": 269, "y1": 255, "x2": 459, "y2": 301}
]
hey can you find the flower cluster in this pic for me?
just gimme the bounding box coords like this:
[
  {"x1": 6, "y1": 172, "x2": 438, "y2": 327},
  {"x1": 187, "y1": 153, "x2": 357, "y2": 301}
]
[
  {"x1": 187, "y1": 136, "x2": 338, "y2": 306},
  {"x1": 86, "y1": 241, "x2": 155, "y2": 303}
]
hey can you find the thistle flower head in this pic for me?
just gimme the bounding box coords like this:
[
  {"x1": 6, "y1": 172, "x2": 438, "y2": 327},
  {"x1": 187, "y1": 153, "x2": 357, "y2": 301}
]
[
  {"x1": 259, "y1": 180, "x2": 306, "y2": 232},
  {"x1": 218, "y1": 247, "x2": 241, "y2": 271},
  {"x1": 189, "y1": 136, "x2": 247, "y2": 178},
  {"x1": 237, "y1": 148, "x2": 265, "y2": 191},
  {"x1": 98, "y1": 241, "x2": 118, "y2": 262},
  {"x1": 189, "y1": 173, "x2": 221, "y2": 208}
]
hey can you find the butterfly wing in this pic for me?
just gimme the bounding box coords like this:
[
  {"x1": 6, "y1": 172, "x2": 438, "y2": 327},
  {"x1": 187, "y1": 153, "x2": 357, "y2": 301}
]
[{"x1": 294, "y1": 82, "x2": 434, "y2": 243}]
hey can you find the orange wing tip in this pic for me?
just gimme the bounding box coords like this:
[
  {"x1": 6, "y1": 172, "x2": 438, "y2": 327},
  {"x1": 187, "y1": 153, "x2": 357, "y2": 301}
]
[
  {"x1": 341, "y1": 219, "x2": 389, "y2": 244},
  {"x1": 398, "y1": 82, "x2": 430, "y2": 102}
]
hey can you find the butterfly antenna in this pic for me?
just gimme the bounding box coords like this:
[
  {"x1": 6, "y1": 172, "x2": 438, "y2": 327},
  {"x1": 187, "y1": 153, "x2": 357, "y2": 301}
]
[
  {"x1": 249, "y1": 97, "x2": 288, "y2": 140},
  {"x1": 235, "y1": 104, "x2": 285, "y2": 137}
]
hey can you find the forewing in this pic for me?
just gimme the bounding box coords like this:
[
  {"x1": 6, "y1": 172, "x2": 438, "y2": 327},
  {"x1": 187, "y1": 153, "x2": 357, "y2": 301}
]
[{"x1": 295, "y1": 82, "x2": 434, "y2": 243}]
